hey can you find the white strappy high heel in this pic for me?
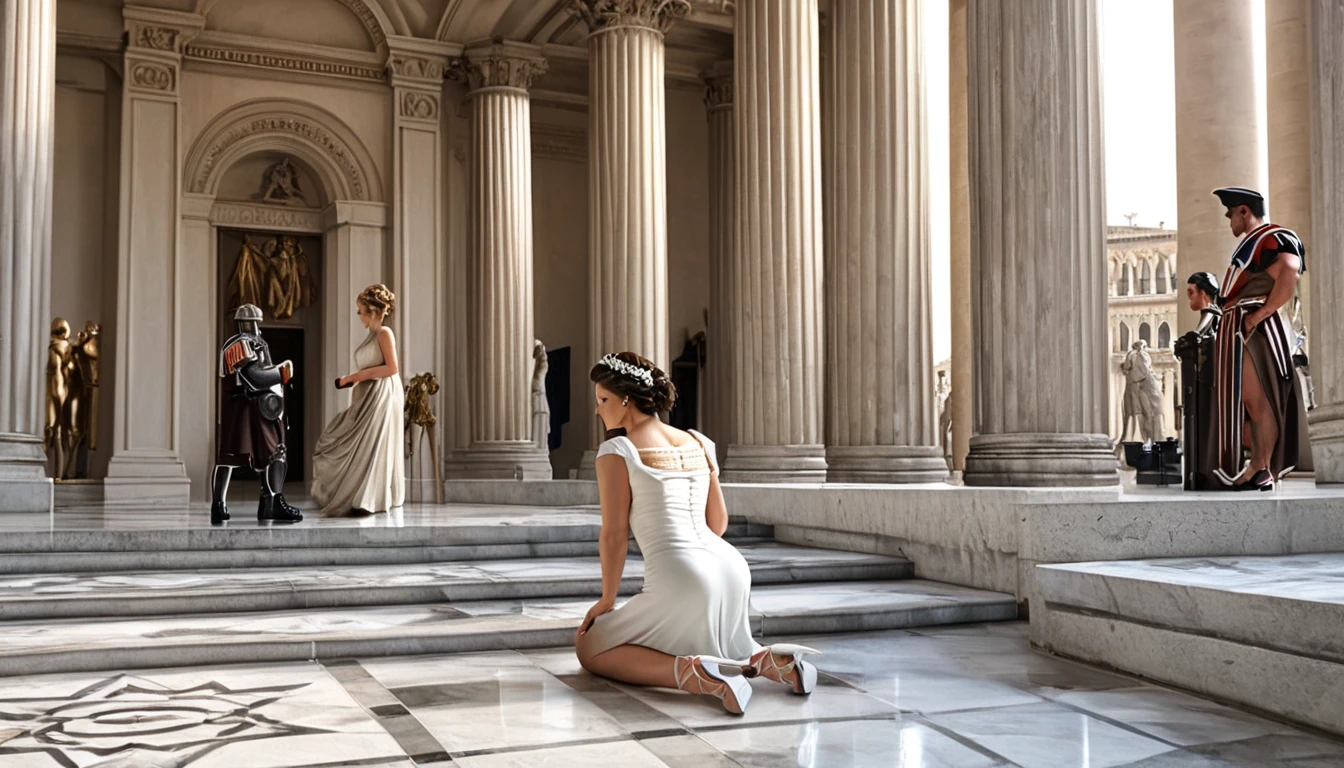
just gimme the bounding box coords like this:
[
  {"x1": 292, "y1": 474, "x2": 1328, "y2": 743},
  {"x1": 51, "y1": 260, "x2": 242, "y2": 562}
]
[
  {"x1": 674, "y1": 655, "x2": 753, "y2": 715},
  {"x1": 743, "y1": 644, "x2": 821, "y2": 695}
]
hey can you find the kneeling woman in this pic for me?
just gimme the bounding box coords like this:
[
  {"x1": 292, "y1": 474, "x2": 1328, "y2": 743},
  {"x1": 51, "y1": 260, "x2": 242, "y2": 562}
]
[{"x1": 574, "y1": 352, "x2": 817, "y2": 715}]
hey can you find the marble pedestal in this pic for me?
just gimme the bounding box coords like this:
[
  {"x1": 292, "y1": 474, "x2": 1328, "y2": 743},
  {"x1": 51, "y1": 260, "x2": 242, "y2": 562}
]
[
  {"x1": 446, "y1": 442, "x2": 553, "y2": 481},
  {"x1": 0, "y1": 436, "x2": 53, "y2": 512}
]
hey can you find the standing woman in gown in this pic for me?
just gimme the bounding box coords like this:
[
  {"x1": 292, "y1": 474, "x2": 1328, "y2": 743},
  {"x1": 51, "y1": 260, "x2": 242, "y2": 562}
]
[
  {"x1": 574, "y1": 351, "x2": 818, "y2": 715},
  {"x1": 311, "y1": 284, "x2": 405, "y2": 516}
]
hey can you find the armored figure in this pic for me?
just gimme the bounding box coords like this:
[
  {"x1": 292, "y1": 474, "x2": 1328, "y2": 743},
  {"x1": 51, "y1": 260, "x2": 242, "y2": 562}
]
[
  {"x1": 1174, "y1": 271, "x2": 1224, "y2": 489},
  {"x1": 212, "y1": 304, "x2": 302, "y2": 525}
]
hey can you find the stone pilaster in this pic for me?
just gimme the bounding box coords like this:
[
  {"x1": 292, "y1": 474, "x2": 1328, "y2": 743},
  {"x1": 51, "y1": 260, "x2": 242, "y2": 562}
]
[
  {"x1": 949, "y1": 0, "x2": 972, "y2": 473},
  {"x1": 445, "y1": 42, "x2": 552, "y2": 480},
  {"x1": 1308, "y1": 0, "x2": 1344, "y2": 482},
  {"x1": 1174, "y1": 0, "x2": 1263, "y2": 336},
  {"x1": 104, "y1": 6, "x2": 202, "y2": 506},
  {"x1": 822, "y1": 0, "x2": 945, "y2": 483},
  {"x1": 1267, "y1": 0, "x2": 1313, "y2": 346},
  {"x1": 573, "y1": 0, "x2": 688, "y2": 476},
  {"x1": 723, "y1": 0, "x2": 827, "y2": 483},
  {"x1": 702, "y1": 61, "x2": 733, "y2": 460},
  {"x1": 0, "y1": 0, "x2": 55, "y2": 511},
  {"x1": 962, "y1": 0, "x2": 1116, "y2": 487},
  {"x1": 387, "y1": 38, "x2": 457, "y2": 496}
]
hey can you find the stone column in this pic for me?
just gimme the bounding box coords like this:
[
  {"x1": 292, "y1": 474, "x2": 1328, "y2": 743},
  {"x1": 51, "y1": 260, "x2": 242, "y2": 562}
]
[
  {"x1": 446, "y1": 42, "x2": 552, "y2": 480},
  {"x1": 572, "y1": 0, "x2": 687, "y2": 475},
  {"x1": 725, "y1": 0, "x2": 827, "y2": 482},
  {"x1": 387, "y1": 40, "x2": 456, "y2": 496},
  {"x1": 822, "y1": 0, "x2": 945, "y2": 483},
  {"x1": 963, "y1": 0, "x2": 1116, "y2": 487},
  {"x1": 948, "y1": 0, "x2": 972, "y2": 472},
  {"x1": 1174, "y1": 0, "x2": 1263, "y2": 336},
  {"x1": 702, "y1": 61, "x2": 733, "y2": 461},
  {"x1": 0, "y1": 0, "x2": 55, "y2": 511},
  {"x1": 1308, "y1": 0, "x2": 1344, "y2": 482},
  {"x1": 1267, "y1": 0, "x2": 1313, "y2": 338},
  {"x1": 104, "y1": 8, "x2": 202, "y2": 506}
]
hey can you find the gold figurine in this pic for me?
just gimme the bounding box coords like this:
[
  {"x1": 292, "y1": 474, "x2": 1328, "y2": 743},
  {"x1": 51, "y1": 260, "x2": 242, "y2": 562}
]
[
  {"x1": 404, "y1": 372, "x2": 443, "y2": 504},
  {"x1": 226, "y1": 234, "x2": 269, "y2": 312},
  {"x1": 46, "y1": 318, "x2": 95, "y2": 479},
  {"x1": 76, "y1": 321, "x2": 101, "y2": 450}
]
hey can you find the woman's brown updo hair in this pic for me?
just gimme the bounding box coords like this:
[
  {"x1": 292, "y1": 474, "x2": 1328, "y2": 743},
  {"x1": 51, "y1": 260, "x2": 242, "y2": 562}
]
[
  {"x1": 358, "y1": 284, "x2": 396, "y2": 318},
  {"x1": 590, "y1": 351, "x2": 677, "y2": 415}
]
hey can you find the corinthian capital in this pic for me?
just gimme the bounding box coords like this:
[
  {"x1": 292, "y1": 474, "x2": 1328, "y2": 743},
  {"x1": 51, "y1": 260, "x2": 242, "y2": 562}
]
[
  {"x1": 571, "y1": 0, "x2": 693, "y2": 34},
  {"x1": 701, "y1": 60, "x2": 733, "y2": 110},
  {"x1": 463, "y1": 42, "x2": 548, "y2": 92}
]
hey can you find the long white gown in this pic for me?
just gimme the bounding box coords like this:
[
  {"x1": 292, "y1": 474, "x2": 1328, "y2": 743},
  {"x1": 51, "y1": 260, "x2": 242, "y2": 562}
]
[{"x1": 584, "y1": 430, "x2": 763, "y2": 663}]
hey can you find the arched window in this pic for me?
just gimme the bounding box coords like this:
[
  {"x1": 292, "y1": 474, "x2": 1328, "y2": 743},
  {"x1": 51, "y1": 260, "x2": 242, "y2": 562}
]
[
  {"x1": 1140, "y1": 322, "x2": 1152, "y2": 346},
  {"x1": 1159, "y1": 322, "x2": 1171, "y2": 349},
  {"x1": 1140, "y1": 262, "x2": 1152, "y2": 294},
  {"x1": 1118, "y1": 265, "x2": 1131, "y2": 296},
  {"x1": 1119, "y1": 323, "x2": 1130, "y2": 351},
  {"x1": 1156, "y1": 260, "x2": 1169, "y2": 294}
]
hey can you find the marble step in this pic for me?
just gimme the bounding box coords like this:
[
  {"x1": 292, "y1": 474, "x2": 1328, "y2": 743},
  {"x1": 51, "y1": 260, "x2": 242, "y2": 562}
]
[
  {"x1": 1035, "y1": 554, "x2": 1344, "y2": 737},
  {"x1": 0, "y1": 579, "x2": 1017, "y2": 676},
  {"x1": 0, "y1": 542, "x2": 911, "y2": 620}
]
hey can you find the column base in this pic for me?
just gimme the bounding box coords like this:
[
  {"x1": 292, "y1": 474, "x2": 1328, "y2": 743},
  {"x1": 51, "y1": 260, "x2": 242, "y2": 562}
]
[
  {"x1": 1309, "y1": 404, "x2": 1344, "y2": 483},
  {"x1": 445, "y1": 441, "x2": 553, "y2": 481},
  {"x1": 105, "y1": 452, "x2": 191, "y2": 507},
  {"x1": 722, "y1": 444, "x2": 827, "y2": 483},
  {"x1": 0, "y1": 433, "x2": 54, "y2": 512},
  {"x1": 964, "y1": 433, "x2": 1118, "y2": 487},
  {"x1": 825, "y1": 445, "x2": 950, "y2": 484},
  {"x1": 577, "y1": 450, "x2": 597, "y2": 481}
]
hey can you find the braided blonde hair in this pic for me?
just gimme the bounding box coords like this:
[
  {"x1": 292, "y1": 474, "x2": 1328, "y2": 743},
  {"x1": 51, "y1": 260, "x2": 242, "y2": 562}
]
[{"x1": 357, "y1": 284, "x2": 396, "y2": 319}]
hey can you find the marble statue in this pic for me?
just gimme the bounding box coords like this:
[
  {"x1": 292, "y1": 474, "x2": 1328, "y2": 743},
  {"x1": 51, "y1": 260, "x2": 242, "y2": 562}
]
[
  {"x1": 260, "y1": 158, "x2": 303, "y2": 205},
  {"x1": 404, "y1": 372, "x2": 443, "y2": 504},
  {"x1": 1291, "y1": 295, "x2": 1317, "y2": 411},
  {"x1": 1121, "y1": 340, "x2": 1164, "y2": 443},
  {"x1": 935, "y1": 371, "x2": 952, "y2": 464},
  {"x1": 532, "y1": 340, "x2": 551, "y2": 451}
]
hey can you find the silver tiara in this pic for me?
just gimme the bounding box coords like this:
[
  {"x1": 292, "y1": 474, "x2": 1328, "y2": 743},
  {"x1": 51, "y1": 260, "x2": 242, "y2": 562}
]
[{"x1": 598, "y1": 354, "x2": 654, "y2": 387}]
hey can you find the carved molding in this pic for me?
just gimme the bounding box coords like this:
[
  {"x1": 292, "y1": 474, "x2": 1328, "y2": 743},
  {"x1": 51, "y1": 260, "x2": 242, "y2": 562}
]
[
  {"x1": 387, "y1": 55, "x2": 445, "y2": 81},
  {"x1": 570, "y1": 0, "x2": 693, "y2": 33},
  {"x1": 134, "y1": 25, "x2": 180, "y2": 52},
  {"x1": 400, "y1": 91, "x2": 440, "y2": 120},
  {"x1": 185, "y1": 43, "x2": 384, "y2": 81},
  {"x1": 129, "y1": 60, "x2": 176, "y2": 93},
  {"x1": 210, "y1": 202, "x2": 323, "y2": 233},
  {"x1": 532, "y1": 124, "x2": 586, "y2": 163},
  {"x1": 333, "y1": 0, "x2": 388, "y2": 48},
  {"x1": 463, "y1": 43, "x2": 548, "y2": 92}
]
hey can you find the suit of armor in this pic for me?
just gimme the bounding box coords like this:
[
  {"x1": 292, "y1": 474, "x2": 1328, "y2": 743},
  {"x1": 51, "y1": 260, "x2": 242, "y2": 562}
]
[{"x1": 212, "y1": 304, "x2": 303, "y2": 525}]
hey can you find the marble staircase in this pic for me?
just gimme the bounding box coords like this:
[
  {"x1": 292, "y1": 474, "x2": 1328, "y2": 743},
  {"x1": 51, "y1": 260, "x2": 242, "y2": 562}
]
[
  {"x1": 1034, "y1": 554, "x2": 1344, "y2": 737},
  {"x1": 0, "y1": 507, "x2": 1018, "y2": 676}
]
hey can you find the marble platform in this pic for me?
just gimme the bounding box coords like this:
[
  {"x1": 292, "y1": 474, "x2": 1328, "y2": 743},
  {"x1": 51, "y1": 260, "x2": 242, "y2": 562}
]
[
  {"x1": 2, "y1": 623, "x2": 1342, "y2": 767},
  {"x1": 1034, "y1": 554, "x2": 1344, "y2": 736}
]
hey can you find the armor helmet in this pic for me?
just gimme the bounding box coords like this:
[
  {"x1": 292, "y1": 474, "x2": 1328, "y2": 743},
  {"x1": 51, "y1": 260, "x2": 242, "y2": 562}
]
[{"x1": 234, "y1": 304, "x2": 263, "y2": 335}]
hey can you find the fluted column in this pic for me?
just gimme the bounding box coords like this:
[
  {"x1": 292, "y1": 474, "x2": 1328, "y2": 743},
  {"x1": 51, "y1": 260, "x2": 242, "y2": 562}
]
[
  {"x1": 1268, "y1": 0, "x2": 1313, "y2": 341},
  {"x1": 1174, "y1": 0, "x2": 1263, "y2": 336},
  {"x1": 447, "y1": 42, "x2": 552, "y2": 480},
  {"x1": 702, "y1": 61, "x2": 734, "y2": 461},
  {"x1": 725, "y1": 0, "x2": 827, "y2": 482},
  {"x1": 949, "y1": 0, "x2": 972, "y2": 473},
  {"x1": 822, "y1": 0, "x2": 944, "y2": 483},
  {"x1": 1308, "y1": 0, "x2": 1344, "y2": 482},
  {"x1": 0, "y1": 0, "x2": 55, "y2": 511},
  {"x1": 963, "y1": 0, "x2": 1116, "y2": 487}
]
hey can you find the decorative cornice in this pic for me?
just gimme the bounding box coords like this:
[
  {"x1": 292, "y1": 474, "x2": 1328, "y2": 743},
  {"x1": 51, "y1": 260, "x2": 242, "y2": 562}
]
[
  {"x1": 463, "y1": 42, "x2": 548, "y2": 92},
  {"x1": 210, "y1": 202, "x2": 324, "y2": 233},
  {"x1": 123, "y1": 7, "x2": 204, "y2": 54},
  {"x1": 184, "y1": 43, "x2": 384, "y2": 81},
  {"x1": 570, "y1": 0, "x2": 693, "y2": 35},
  {"x1": 532, "y1": 124, "x2": 586, "y2": 163}
]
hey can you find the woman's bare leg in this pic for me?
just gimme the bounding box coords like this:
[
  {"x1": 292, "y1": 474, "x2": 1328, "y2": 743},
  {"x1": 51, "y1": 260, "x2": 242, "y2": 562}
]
[{"x1": 576, "y1": 641, "x2": 678, "y2": 687}]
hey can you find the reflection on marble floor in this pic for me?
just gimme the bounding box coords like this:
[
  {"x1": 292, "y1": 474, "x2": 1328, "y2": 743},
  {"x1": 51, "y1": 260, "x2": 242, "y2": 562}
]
[{"x1": 2, "y1": 623, "x2": 1341, "y2": 767}]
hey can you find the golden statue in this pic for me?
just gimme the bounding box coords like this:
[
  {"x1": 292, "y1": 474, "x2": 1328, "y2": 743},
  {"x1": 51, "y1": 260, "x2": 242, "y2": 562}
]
[
  {"x1": 75, "y1": 321, "x2": 101, "y2": 450},
  {"x1": 225, "y1": 234, "x2": 268, "y2": 311},
  {"x1": 45, "y1": 319, "x2": 88, "y2": 479},
  {"x1": 404, "y1": 372, "x2": 442, "y2": 503},
  {"x1": 264, "y1": 236, "x2": 314, "y2": 320}
]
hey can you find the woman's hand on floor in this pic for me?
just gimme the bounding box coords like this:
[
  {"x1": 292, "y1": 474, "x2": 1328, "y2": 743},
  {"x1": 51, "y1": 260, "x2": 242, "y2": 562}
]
[{"x1": 578, "y1": 597, "x2": 616, "y2": 637}]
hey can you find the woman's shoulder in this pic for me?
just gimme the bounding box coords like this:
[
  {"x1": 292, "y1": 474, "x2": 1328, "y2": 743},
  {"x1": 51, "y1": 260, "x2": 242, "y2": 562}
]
[{"x1": 376, "y1": 326, "x2": 395, "y2": 340}]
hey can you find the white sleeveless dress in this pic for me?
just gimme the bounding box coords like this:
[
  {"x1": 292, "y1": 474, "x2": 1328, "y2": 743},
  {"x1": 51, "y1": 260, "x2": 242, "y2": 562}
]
[{"x1": 584, "y1": 430, "x2": 763, "y2": 663}]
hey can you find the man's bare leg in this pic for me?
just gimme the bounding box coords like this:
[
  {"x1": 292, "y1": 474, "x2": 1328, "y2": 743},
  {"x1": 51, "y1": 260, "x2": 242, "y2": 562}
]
[{"x1": 1241, "y1": 362, "x2": 1276, "y2": 473}]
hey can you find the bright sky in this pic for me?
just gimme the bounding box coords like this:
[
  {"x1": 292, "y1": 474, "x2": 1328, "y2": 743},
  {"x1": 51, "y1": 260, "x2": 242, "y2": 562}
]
[{"x1": 926, "y1": 0, "x2": 1267, "y2": 364}]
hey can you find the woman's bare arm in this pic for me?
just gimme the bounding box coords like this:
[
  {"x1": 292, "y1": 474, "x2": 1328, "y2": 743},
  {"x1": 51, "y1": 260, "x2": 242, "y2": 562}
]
[
  {"x1": 595, "y1": 454, "x2": 632, "y2": 603},
  {"x1": 705, "y1": 472, "x2": 728, "y2": 537}
]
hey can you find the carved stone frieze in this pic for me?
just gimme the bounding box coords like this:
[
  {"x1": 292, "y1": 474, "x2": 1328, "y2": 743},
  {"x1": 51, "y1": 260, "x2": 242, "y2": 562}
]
[
  {"x1": 129, "y1": 61, "x2": 176, "y2": 93},
  {"x1": 185, "y1": 44, "x2": 384, "y2": 81},
  {"x1": 133, "y1": 25, "x2": 179, "y2": 52},
  {"x1": 191, "y1": 116, "x2": 367, "y2": 200},
  {"x1": 463, "y1": 44, "x2": 547, "y2": 92},
  {"x1": 210, "y1": 202, "x2": 323, "y2": 233},
  {"x1": 532, "y1": 125, "x2": 586, "y2": 163},
  {"x1": 387, "y1": 55, "x2": 445, "y2": 81},
  {"x1": 570, "y1": 0, "x2": 693, "y2": 33},
  {"x1": 400, "y1": 91, "x2": 440, "y2": 120}
]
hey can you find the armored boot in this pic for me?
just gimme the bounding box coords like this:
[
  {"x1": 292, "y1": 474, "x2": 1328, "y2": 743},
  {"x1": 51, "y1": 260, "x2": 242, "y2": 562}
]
[
  {"x1": 210, "y1": 465, "x2": 233, "y2": 526},
  {"x1": 257, "y1": 447, "x2": 302, "y2": 523}
]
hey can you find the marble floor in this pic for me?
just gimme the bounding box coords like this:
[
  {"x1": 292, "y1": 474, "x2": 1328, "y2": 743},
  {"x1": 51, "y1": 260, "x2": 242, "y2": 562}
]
[{"x1": 0, "y1": 622, "x2": 1338, "y2": 768}]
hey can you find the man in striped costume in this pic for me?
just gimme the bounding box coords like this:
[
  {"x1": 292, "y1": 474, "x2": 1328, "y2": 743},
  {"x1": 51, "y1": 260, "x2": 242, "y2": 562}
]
[{"x1": 1210, "y1": 187, "x2": 1306, "y2": 490}]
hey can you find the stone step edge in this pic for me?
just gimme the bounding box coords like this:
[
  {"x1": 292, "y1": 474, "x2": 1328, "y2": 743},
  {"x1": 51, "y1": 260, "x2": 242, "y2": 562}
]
[{"x1": 0, "y1": 560, "x2": 916, "y2": 621}]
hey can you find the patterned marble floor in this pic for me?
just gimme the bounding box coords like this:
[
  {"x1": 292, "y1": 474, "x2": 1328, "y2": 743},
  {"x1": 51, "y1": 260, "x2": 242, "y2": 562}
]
[{"x1": 1, "y1": 622, "x2": 1339, "y2": 768}]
